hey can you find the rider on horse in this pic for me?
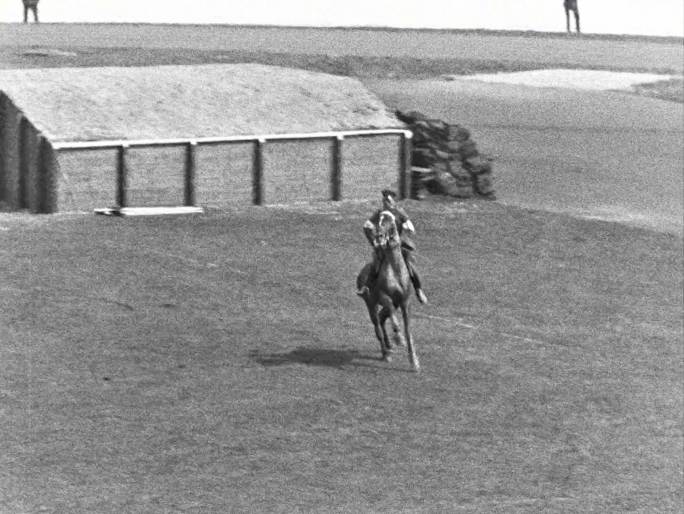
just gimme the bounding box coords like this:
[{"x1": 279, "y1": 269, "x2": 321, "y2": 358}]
[{"x1": 357, "y1": 189, "x2": 428, "y2": 304}]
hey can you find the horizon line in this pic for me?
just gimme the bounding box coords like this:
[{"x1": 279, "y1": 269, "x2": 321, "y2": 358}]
[{"x1": 2, "y1": 22, "x2": 682, "y2": 43}]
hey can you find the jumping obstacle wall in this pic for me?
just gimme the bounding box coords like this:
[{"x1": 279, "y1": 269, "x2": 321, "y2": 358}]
[
  {"x1": 0, "y1": 64, "x2": 409, "y2": 213},
  {"x1": 51, "y1": 129, "x2": 412, "y2": 213}
]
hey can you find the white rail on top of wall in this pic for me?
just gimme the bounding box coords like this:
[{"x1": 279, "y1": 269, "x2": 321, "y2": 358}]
[{"x1": 51, "y1": 128, "x2": 413, "y2": 150}]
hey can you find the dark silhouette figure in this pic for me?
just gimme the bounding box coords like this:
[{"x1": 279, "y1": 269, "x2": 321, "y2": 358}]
[
  {"x1": 564, "y1": 0, "x2": 580, "y2": 33},
  {"x1": 23, "y1": 0, "x2": 39, "y2": 23}
]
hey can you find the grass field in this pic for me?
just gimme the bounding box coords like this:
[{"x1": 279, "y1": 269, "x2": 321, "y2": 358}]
[
  {"x1": 1, "y1": 25, "x2": 683, "y2": 513},
  {"x1": 1, "y1": 201, "x2": 682, "y2": 512},
  {"x1": 1, "y1": 24, "x2": 682, "y2": 74},
  {"x1": 2, "y1": 25, "x2": 682, "y2": 230},
  {"x1": 368, "y1": 78, "x2": 683, "y2": 234}
]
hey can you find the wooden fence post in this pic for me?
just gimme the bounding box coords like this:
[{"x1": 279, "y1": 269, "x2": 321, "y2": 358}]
[
  {"x1": 0, "y1": 93, "x2": 7, "y2": 207},
  {"x1": 18, "y1": 116, "x2": 31, "y2": 209},
  {"x1": 38, "y1": 136, "x2": 58, "y2": 213},
  {"x1": 331, "y1": 135, "x2": 343, "y2": 201},
  {"x1": 1, "y1": 97, "x2": 27, "y2": 210},
  {"x1": 184, "y1": 140, "x2": 197, "y2": 206},
  {"x1": 398, "y1": 131, "x2": 412, "y2": 200},
  {"x1": 116, "y1": 144, "x2": 129, "y2": 208},
  {"x1": 252, "y1": 138, "x2": 265, "y2": 205}
]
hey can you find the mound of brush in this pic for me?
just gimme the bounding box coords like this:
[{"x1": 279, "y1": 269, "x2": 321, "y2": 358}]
[{"x1": 396, "y1": 110, "x2": 495, "y2": 200}]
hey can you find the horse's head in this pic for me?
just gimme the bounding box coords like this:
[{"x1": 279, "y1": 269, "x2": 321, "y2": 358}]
[{"x1": 375, "y1": 210, "x2": 401, "y2": 249}]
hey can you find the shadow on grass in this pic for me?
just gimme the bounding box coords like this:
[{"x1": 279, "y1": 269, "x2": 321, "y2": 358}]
[{"x1": 250, "y1": 347, "x2": 409, "y2": 371}]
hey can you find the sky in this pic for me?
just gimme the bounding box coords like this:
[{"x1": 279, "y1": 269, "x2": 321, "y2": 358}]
[{"x1": 1, "y1": 0, "x2": 683, "y2": 37}]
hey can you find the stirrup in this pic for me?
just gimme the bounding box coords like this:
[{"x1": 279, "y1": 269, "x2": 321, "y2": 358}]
[{"x1": 357, "y1": 285, "x2": 370, "y2": 297}]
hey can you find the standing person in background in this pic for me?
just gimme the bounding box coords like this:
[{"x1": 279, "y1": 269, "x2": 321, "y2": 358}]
[
  {"x1": 23, "y1": 0, "x2": 40, "y2": 23},
  {"x1": 564, "y1": 0, "x2": 580, "y2": 33}
]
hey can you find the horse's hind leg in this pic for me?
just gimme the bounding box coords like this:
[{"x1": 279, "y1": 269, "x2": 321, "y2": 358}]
[{"x1": 400, "y1": 302, "x2": 419, "y2": 371}]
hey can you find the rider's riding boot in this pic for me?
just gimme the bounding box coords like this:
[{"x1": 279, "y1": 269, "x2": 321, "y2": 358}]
[
  {"x1": 415, "y1": 288, "x2": 428, "y2": 305},
  {"x1": 406, "y1": 261, "x2": 428, "y2": 305}
]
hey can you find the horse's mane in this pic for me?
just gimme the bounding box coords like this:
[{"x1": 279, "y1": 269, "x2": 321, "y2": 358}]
[{"x1": 376, "y1": 210, "x2": 401, "y2": 249}]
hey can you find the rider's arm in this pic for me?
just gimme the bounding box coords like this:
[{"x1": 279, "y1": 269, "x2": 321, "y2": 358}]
[
  {"x1": 394, "y1": 207, "x2": 415, "y2": 234},
  {"x1": 363, "y1": 219, "x2": 377, "y2": 246},
  {"x1": 364, "y1": 210, "x2": 383, "y2": 246},
  {"x1": 402, "y1": 219, "x2": 415, "y2": 234}
]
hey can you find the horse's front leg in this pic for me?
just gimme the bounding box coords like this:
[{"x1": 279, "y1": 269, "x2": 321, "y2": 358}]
[
  {"x1": 368, "y1": 303, "x2": 392, "y2": 361},
  {"x1": 378, "y1": 308, "x2": 393, "y2": 362},
  {"x1": 367, "y1": 306, "x2": 386, "y2": 357},
  {"x1": 400, "y1": 302, "x2": 419, "y2": 371},
  {"x1": 388, "y1": 311, "x2": 405, "y2": 348}
]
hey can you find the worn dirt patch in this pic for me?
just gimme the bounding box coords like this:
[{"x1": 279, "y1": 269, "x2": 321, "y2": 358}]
[
  {"x1": 452, "y1": 68, "x2": 683, "y2": 103},
  {"x1": 454, "y1": 68, "x2": 677, "y2": 90}
]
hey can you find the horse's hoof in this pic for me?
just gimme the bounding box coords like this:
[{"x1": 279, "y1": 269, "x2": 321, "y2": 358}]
[
  {"x1": 410, "y1": 356, "x2": 420, "y2": 371},
  {"x1": 382, "y1": 353, "x2": 392, "y2": 362}
]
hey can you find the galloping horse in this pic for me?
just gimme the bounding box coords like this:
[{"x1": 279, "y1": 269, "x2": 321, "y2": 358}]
[{"x1": 356, "y1": 210, "x2": 419, "y2": 371}]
